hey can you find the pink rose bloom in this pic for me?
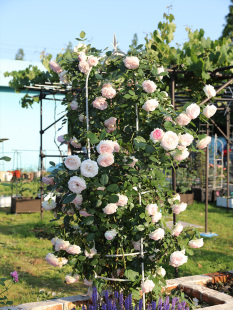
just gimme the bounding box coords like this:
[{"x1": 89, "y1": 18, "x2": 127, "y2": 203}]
[
  {"x1": 116, "y1": 194, "x2": 128, "y2": 206},
  {"x1": 66, "y1": 245, "x2": 82, "y2": 255},
  {"x1": 151, "y1": 212, "x2": 162, "y2": 223},
  {"x1": 84, "y1": 279, "x2": 93, "y2": 287},
  {"x1": 97, "y1": 153, "x2": 114, "y2": 167},
  {"x1": 104, "y1": 117, "x2": 117, "y2": 133},
  {"x1": 132, "y1": 241, "x2": 141, "y2": 251},
  {"x1": 92, "y1": 97, "x2": 108, "y2": 110},
  {"x1": 150, "y1": 128, "x2": 164, "y2": 143},
  {"x1": 57, "y1": 135, "x2": 65, "y2": 143},
  {"x1": 65, "y1": 275, "x2": 76, "y2": 284},
  {"x1": 59, "y1": 71, "x2": 69, "y2": 84},
  {"x1": 78, "y1": 61, "x2": 90, "y2": 74},
  {"x1": 68, "y1": 176, "x2": 86, "y2": 194},
  {"x1": 157, "y1": 66, "x2": 165, "y2": 80},
  {"x1": 146, "y1": 203, "x2": 158, "y2": 216},
  {"x1": 79, "y1": 210, "x2": 92, "y2": 217},
  {"x1": 42, "y1": 176, "x2": 54, "y2": 185},
  {"x1": 78, "y1": 52, "x2": 87, "y2": 62},
  {"x1": 72, "y1": 194, "x2": 83, "y2": 206},
  {"x1": 142, "y1": 80, "x2": 157, "y2": 93},
  {"x1": 101, "y1": 84, "x2": 116, "y2": 99},
  {"x1": 84, "y1": 247, "x2": 97, "y2": 258},
  {"x1": 64, "y1": 155, "x2": 81, "y2": 170},
  {"x1": 203, "y1": 84, "x2": 216, "y2": 98},
  {"x1": 169, "y1": 250, "x2": 188, "y2": 267},
  {"x1": 103, "y1": 203, "x2": 118, "y2": 214},
  {"x1": 172, "y1": 202, "x2": 187, "y2": 215},
  {"x1": 80, "y1": 159, "x2": 99, "y2": 178},
  {"x1": 171, "y1": 148, "x2": 189, "y2": 161},
  {"x1": 70, "y1": 138, "x2": 82, "y2": 149},
  {"x1": 123, "y1": 56, "x2": 140, "y2": 69},
  {"x1": 105, "y1": 229, "x2": 117, "y2": 240},
  {"x1": 197, "y1": 136, "x2": 211, "y2": 149},
  {"x1": 160, "y1": 131, "x2": 179, "y2": 151},
  {"x1": 55, "y1": 239, "x2": 70, "y2": 251},
  {"x1": 112, "y1": 141, "x2": 120, "y2": 152},
  {"x1": 172, "y1": 223, "x2": 183, "y2": 236},
  {"x1": 176, "y1": 113, "x2": 191, "y2": 126},
  {"x1": 49, "y1": 60, "x2": 63, "y2": 74},
  {"x1": 45, "y1": 253, "x2": 60, "y2": 267},
  {"x1": 203, "y1": 105, "x2": 217, "y2": 118},
  {"x1": 141, "y1": 280, "x2": 155, "y2": 293},
  {"x1": 97, "y1": 140, "x2": 115, "y2": 154},
  {"x1": 70, "y1": 100, "x2": 78, "y2": 110},
  {"x1": 149, "y1": 228, "x2": 165, "y2": 241},
  {"x1": 179, "y1": 133, "x2": 194, "y2": 147},
  {"x1": 189, "y1": 238, "x2": 204, "y2": 248},
  {"x1": 186, "y1": 103, "x2": 200, "y2": 120},
  {"x1": 142, "y1": 99, "x2": 159, "y2": 112},
  {"x1": 87, "y1": 55, "x2": 99, "y2": 67}
]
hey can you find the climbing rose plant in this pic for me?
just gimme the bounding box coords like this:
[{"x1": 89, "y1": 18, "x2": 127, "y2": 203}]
[{"x1": 40, "y1": 29, "x2": 217, "y2": 298}]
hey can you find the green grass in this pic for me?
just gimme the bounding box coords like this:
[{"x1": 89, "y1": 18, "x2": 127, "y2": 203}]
[
  {"x1": 0, "y1": 208, "x2": 85, "y2": 306},
  {"x1": 0, "y1": 201, "x2": 232, "y2": 306}
]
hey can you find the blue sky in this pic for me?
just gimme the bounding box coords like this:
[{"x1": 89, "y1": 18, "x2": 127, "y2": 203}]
[{"x1": 0, "y1": 0, "x2": 231, "y2": 172}]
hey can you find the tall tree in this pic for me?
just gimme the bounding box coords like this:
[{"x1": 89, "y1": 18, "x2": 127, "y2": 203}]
[
  {"x1": 220, "y1": 0, "x2": 233, "y2": 39},
  {"x1": 15, "y1": 48, "x2": 24, "y2": 60}
]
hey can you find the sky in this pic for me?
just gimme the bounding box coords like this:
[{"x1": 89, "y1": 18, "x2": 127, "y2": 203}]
[{"x1": 0, "y1": 0, "x2": 231, "y2": 172}]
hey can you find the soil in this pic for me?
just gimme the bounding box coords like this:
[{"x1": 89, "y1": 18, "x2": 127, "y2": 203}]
[{"x1": 206, "y1": 276, "x2": 233, "y2": 297}]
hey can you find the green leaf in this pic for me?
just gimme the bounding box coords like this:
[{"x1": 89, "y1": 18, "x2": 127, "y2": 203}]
[
  {"x1": 95, "y1": 73, "x2": 103, "y2": 80},
  {"x1": 129, "y1": 90, "x2": 135, "y2": 96},
  {"x1": 145, "y1": 145, "x2": 155, "y2": 153},
  {"x1": 63, "y1": 193, "x2": 76, "y2": 204},
  {"x1": 80, "y1": 31, "x2": 86, "y2": 39},
  {"x1": 87, "y1": 132, "x2": 99, "y2": 144},
  {"x1": 82, "y1": 216, "x2": 94, "y2": 225},
  {"x1": 100, "y1": 174, "x2": 108, "y2": 185},
  {"x1": 86, "y1": 233, "x2": 95, "y2": 241},
  {"x1": 134, "y1": 136, "x2": 147, "y2": 148},
  {"x1": 124, "y1": 94, "x2": 131, "y2": 99},
  {"x1": 106, "y1": 184, "x2": 119, "y2": 192},
  {"x1": 78, "y1": 255, "x2": 86, "y2": 261},
  {"x1": 99, "y1": 130, "x2": 107, "y2": 140},
  {"x1": 49, "y1": 161, "x2": 56, "y2": 166},
  {"x1": 198, "y1": 134, "x2": 207, "y2": 140},
  {"x1": 124, "y1": 268, "x2": 139, "y2": 281},
  {"x1": 136, "y1": 225, "x2": 145, "y2": 231},
  {"x1": 0, "y1": 156, "x2": 11, "y2": 162},
  {"x1": 109, "y1": 195, "x2": 119, "y2": 203}
]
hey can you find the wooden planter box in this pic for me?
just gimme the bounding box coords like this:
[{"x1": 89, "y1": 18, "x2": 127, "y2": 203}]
[
  {"x1": 11, "y1": 197, "x2": 41, "y2": 214},
  {"x1": 179, "y1": 192, "x2": 194, "y2": 205}
]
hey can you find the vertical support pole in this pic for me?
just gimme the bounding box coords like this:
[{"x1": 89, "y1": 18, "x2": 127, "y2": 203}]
[
  {"x1": 226, "y1": 107, "x2": 230, "y2": 209},
  {"x1": 140, "y1": 237, "x2": 145, "y2": 310},
  {"x1": 40, "y1": 90, "x2": 44, "y2": 221},
  {"x1": 85, "y1": 69, "x2": 92, "y2": 159},
  {"x1": 171, "y1": 73, "x2": 177, "y2": 226},
  {"x1": 205, "y1": 123, "x2": 209, "y2": 233}
]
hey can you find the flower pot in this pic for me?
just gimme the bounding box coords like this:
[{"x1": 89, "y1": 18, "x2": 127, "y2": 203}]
[
  {"x1": 0, "y1": 196, "x2": 11, "y2": 208},
  {"x1": 216, "y1": 197, "x2": 233, "y2": 208},
  {"x1": 11, "y1": 197, "x2": 41, "y2": 214}
]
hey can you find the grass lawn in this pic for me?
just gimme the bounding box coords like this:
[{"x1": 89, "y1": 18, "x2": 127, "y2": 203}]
[
  {"x1": 0, "y1": 201, "x2": 232, "y2": 306},
  {"x1": 0, "y1": 208, "x2": 86, "y2": 306}
]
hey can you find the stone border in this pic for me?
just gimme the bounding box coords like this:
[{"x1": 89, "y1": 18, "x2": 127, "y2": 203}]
[{"x1": 2, "y1": 272, "x2": 233, "y2": 310}]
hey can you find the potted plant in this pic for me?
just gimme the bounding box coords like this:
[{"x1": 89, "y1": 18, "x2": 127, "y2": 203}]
[
  {"x1": 10, "y1": 177, "x2": 41, "y2": 214},
  {"x1": 176, "y1": 164, "x2": 196, "y2": 205}
]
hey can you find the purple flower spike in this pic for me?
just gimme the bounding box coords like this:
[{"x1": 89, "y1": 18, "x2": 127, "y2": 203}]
[
  {"x1": 151, "y1": 301, "x2": 156, "y2": 310},
  {"x1": 114, "y1": 291, "x2": 118, "y2": 300},
  {"x1": 138, "y1": 299, "x2": 143, "y2": 310}
]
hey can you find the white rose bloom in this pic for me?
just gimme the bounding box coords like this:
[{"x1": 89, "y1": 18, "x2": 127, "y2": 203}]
[
  {"x1": 105, "y1": 229, "x2": 117, "y2": 240},
  {"x1": 203, "y1": 84, "x2": 216, "y2": 98},
  {"x1": 171, "y1": 223, "x2": 183, "y2": 236},
  {"x1": 168, "y1": 193, "x2": 181, "y2": 205},
  {"x1": 151, "y1": 212, "x2": 162, "y2": 223},
  {"x1": 70, "y1": 100, "x2": 78, "y2": 110},
  {"x1": 64, "y1": 155, "x2": 81, "y2": 170},
  {"x1": 80, "y1": 159, "x2": 98, "y2": 178},
  {"x1": 189, "y1": 238, "x2": 204, "y2": 248},
  {"x1": 65, "y1": 275, "x2": 76, "y2": 284},
  {"x1": 156, "y1": 266, "x2": 166, "y2": 277},
  {"x1": 84, "y1": 247, "x2": 97, "y2": 258},
  {"x1": 42, "y1": 199, "x2": 56, "y2": 211},
  {"x1": 203, "y1": 105, "x2": 217, "y2": 118},
  {"x1": 55, "y1": 239, "x2": 70, "y2": 251},
  {"x1": 160, "y1": 131, "x2": 179, "y2": 151},
  {"x1": 68, "y1": 176, "x2": 86, "y2": 194}
]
